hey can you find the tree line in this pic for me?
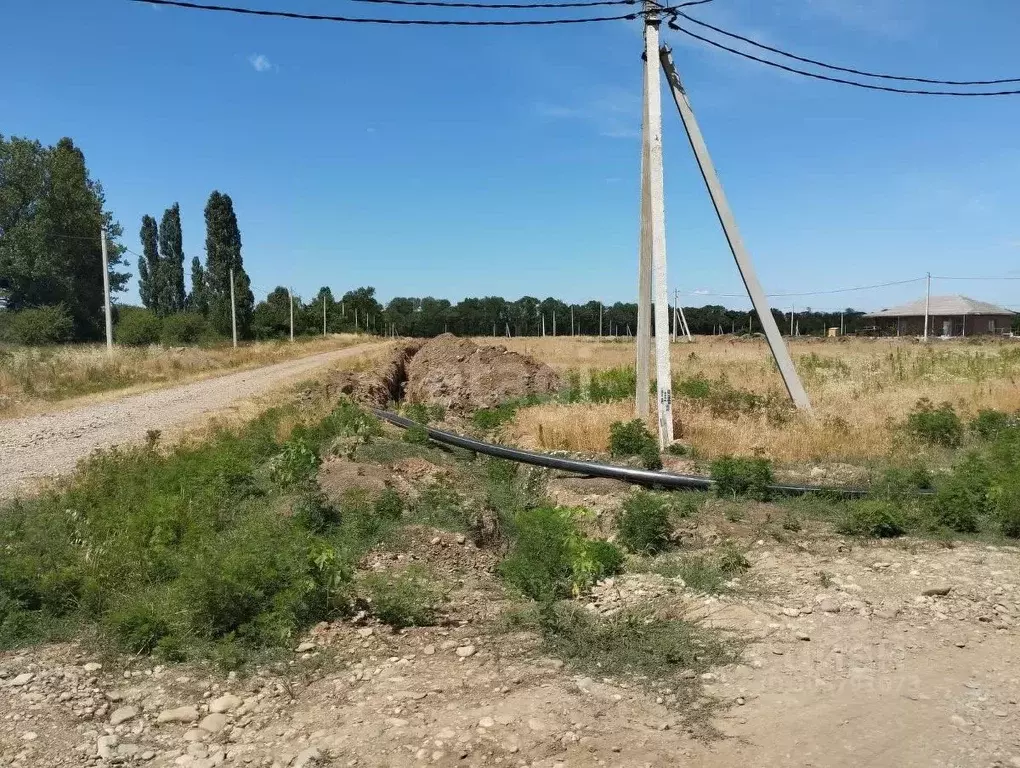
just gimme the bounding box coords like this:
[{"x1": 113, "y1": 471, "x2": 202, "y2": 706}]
[
  {"x1": 254, "y1": 290, "x2": 871, "y2": 340},
  {"x1": 0, "y1": 132, "x2": 910, "y2": 347}
]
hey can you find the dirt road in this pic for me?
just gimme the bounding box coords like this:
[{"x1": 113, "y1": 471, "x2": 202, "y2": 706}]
[{"x1": 0, "y1": 343, "x2": 384, "y2": 499}]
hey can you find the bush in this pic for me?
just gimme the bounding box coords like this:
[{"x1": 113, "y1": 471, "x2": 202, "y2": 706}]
[
  {"x1": 536, "y1": 604, "x2": 734, "y2": 696},
  {"x1": 993, "y1": 483, "x2": 1020, "y2": 538},
  {"x1": 413, "y1": 479, "x2": 470, "y2": 531},
  {"x1": 499, "y1": 507, "x2": 621, "y2": 601},
  {"x1": 617, "y1": 491, "x2": 673, "y2": 554},
  {"x1": 905, "y1": 398, "x2": 963, "y2": 448},
  {"x1": 932, "y1": 465, "x2": 988, "y2": 534},
  {"x1": 639, "y1": 443, "x2": 663, "y2": 471},
  {"x1": 837, "y1": 501, "x2": 906, "y2": 538},
  {"x1": 359, "y1": 566, "x2": 445, "y2": 628},
  {"x1": 267, "y1": 438, "x2": 320, "y2": 487},
  {"x1": 160, "y1": 313, "x2": 208, "y2": 345},
  {"x1": 374, "y1": 487, "x2": 405, "y2": 521},
  {"x1": 402, "y1": 424, "x2": 430, "y2": 445},
  {"x1": 609, "y1": 420, "x2": 660, "y2": 471},
  {"x1": 588, "y1": 367, "x2": 636, "y2": 403},
  {"x1": 871, "y1": 464, "x2": 934, "y2": 501},
  {"x1": 116, "y1": 306, "x2": 162, "y2": 346},
  {"x1": 970, "y1": 409, "x2": 1019, "y2": 441},
  {"x1": 0, "y1": 305, "x2": 74, "y2": 345},
  {"x1": 609, "y1": 419, "x2": 652, "y2": 457},
  {"x1": 0, "y1": 405, "x2": 388, "y2": 664},
  {"x1": 710, "y1": 455, "x2": 774, "y2": 501}
]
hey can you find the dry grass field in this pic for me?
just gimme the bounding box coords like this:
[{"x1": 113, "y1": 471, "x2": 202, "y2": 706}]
[
  {"x1": 481, "y1": 335, "x2": 1020, "y2": 466},
  {"x1": 0, "y1": 334, "x2": 369, "y2": 417}
]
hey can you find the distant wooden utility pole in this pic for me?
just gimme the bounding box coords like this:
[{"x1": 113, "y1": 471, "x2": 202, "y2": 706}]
[
  {"x1": 289, "y1": 287, "x2": 295, "y2": 342},
  {"x1": 229, "y1": 267, "x2": 238, "y2": 348},
  {"x1": 660, "y1": 46, "x2": 811, "y2": 413},
  {"x1": 100, "y1": 226, "x2": 113, "y2": 355},
  {"x1": 323, "y1": 295, "x2": 327, "y2": 337},
  {"x1": 571, "y1": 305, "x2": 575, "y2": 336},
  {"x1": 599, "y1": 302, "x2": 603, "y2": 338},
  {"x1": 553, "y1": 310, "x2": 556, "y2": 337}
]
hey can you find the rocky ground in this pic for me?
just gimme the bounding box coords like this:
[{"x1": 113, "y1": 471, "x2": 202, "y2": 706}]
[{"x1": 4, "y1": 470, "x2": 1020, "y2": 768}]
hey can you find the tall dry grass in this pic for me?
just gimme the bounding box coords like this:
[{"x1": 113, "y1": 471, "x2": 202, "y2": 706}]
[
  {"x1": 0, "y1": 334, "x2": 369, "y2": 418},
  {"x1": 481, "y1": 335, "x2": 1020, "y2": 464}
]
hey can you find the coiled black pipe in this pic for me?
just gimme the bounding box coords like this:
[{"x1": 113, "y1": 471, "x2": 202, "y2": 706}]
[{"x1": 373, "y1": 409, "x2": 870, "y2": 498}]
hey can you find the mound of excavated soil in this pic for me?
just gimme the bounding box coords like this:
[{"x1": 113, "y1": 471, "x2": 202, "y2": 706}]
[{"x1": 404, "y1": 334, "x2": 561, "y2": 412}]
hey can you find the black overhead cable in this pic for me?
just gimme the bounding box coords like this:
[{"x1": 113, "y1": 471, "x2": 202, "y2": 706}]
[
  {"x1": 675, "y1": 11, "x2": 1020, "y2": 86},
  {"x1": 346, "y1": 0, "x2": 638, "y2": 8},
  {"x1": 130, "y1": 0, "x2": 641, "y2": 23},
  {"x1": 667, "y1": 23, "x2": 1020, "y2": 96}
]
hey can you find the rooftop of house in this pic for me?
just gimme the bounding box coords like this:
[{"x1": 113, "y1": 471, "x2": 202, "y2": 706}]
[{"x1": 864, "y1": 295, "x2": 1016, "y2": 318}]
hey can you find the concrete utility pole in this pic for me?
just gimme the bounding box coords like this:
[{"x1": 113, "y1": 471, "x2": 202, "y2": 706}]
[
  {"x1": 553, "y1": 310, "x2": 556, "y2": 337},
  {"x1": 100, "y1": 226, "x2": 113, "y2": 355},
  {"x1": 323, "y1": 295, "x2": 327, "y2": 337},
  {"x1": 790, "y1": 304, "x2": 795, "y2": 336},
  {"x1": 660, "y1": 47, "x2": 811, "y2": 412},
  {"x1": 924, "y1": 272, "x2": 931, "y2": 341},
  {"x1": 635, "y1": 3, "x2": 674, "y2": 446},
  {"x1": 678, "y1": 301, "x2": 692, "y2": 341},
  {"x1": 599, "y1": 302, "x2": 603, "y2": 338},
  {"x1": 229, "y1": 267, "x2": 238, "y2": 348},
  {"x1": 571, "y1": 305, "x2": 575, "y2": 336},
  {"x1": 671, "y1": 288, "x2": 678, "y2": 342},
  {"x1": 840, "y1": 312, "x2": 845, "y2": 336},
  {"x1": 355, "y1": 308, "x2": 359, "y2": 332},
  {"x1": 635, "y1": 20, "x2": 653, "y2": 419},
  {"x1": 289, "y1": 287, "x2": 295, "y2": 342}
]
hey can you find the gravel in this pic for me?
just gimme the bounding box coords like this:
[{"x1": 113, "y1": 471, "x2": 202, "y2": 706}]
[{"x1": 0, "y1": 344, "x2": 381, "y2": 499}]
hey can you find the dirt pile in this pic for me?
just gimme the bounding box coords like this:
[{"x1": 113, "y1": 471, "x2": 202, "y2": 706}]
[
  {"x1": 325, "y1": 342, "x2": 421, "y2": 407},
  {"x1": 404, "y1": 334, "x2": 560, "y2": 412}
]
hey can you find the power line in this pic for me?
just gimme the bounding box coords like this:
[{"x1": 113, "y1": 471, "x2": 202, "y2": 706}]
[
  {"x1": 130, "y1": 0, "x2": 641, "y2": 24},
  {"x1": 675, "y1": 11, "x2": 1020, "y2": 86},
  {"x1": 932, "y1": 275, "x2": 1020, "y2": 281},
  {"x1": 347, "y1": 0, "x2": 637, "y2": 8},
  {"x1": 684, "y1": 276, "x2": 927, "y2": 299},
  {"x1": 668, "y1": 23, "x2": 1020, "y2": 96}
]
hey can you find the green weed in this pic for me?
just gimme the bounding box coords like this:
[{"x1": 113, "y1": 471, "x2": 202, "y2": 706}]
[
  {"x1": 905, "y1": 398, "x2": 963, "y2": 448},
  {"x1": 359, "y1": 566, "x2": 446, "y2": 629},
  {"x1": 710, "y1": 455, "x2": 774, "y2": 501}
]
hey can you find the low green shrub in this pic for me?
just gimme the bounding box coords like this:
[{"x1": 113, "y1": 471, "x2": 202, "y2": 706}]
[
  {"x1": 905, "y1": 398, "x2": 963, "y2": 448},
  {"x1": 374, "y1": 487, "x2": 405, "y2": 521},
  {"x1": 359, "y1": 566, "x2": 446, "y2": 628},
  {"x1": 413, "y1": 479, "x2": 470, "y2": 531},
  {"x1": 870, "y1": 464, "x2": 934, "y2": 501},
  {"x1": 536, "y1": 604, "x2": 734, "y2": 697},
  {"x1": 617, "y1": 491, "x2": 673, "y2": 554},
  {"x1": 710, "y1": 455, "x2": 774, "y2": 501},
  {"x1": 116, "y1": 306, "x2": 162, "y2": 346},
  {"x1": 993, "y1": 484, "x2": 1020, "y2": 538},
  {"x1": 0, "y1": 405, "x2": 386, "y2": 664},
  {"x1": 160, "y1": 312, "x2": 208, "y2": 345},
  {"x1": 0, "y1": 305, "x2": 74, "y2": 345},
  {"x1": 609, "y1": 419, "x2": 653, "y2": 457},
  {"x1": 609, "y1": 420, "x2": 661, "y2": 469},
  {"x1": 268, "y1": 438, "x2": 320, "y2": 487},
  {"x1": 499, "y1": 507, "x2": 622, "y2": 601},
  {"x1": 588, "y1": 367, "x2": 636, "y2": 403},
  {"x1": 837, "y1": 501, "x2": 906, "y2": 538},
  {"x1": 970, "y1": 409, "x2": 1019, "y2": 441},
  {"x1": 402, "y1": 424, "x2": 430, "y2": 445}
]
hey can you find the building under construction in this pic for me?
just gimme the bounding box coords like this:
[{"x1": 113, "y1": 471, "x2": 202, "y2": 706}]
[{"x1": 864, "y1": 295, "x2": 1015, "y2": 337}]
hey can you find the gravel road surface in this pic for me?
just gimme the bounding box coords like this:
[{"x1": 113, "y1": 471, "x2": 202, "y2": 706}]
[{"x1": 0, "y1": 343, "x2": 382, "y2": 499}]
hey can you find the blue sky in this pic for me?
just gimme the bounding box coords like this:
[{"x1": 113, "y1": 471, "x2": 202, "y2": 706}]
[{"x1": 4, "y1": 0, "x2": 1020, "y2": 311}]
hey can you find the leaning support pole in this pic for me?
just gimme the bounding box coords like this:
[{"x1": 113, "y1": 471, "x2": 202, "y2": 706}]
[{"x1": 659, "y1": 46, "x2": 811, "y2": 412}]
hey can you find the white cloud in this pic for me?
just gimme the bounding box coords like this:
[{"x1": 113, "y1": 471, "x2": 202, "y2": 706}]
[{"x1": 248, "y1": 54, "x2": 274, "y2": 73}]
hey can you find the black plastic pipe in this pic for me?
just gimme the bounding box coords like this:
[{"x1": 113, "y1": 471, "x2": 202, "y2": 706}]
[{"x1": 373, "y1": 409, "x2": 870, "y2": 498}]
